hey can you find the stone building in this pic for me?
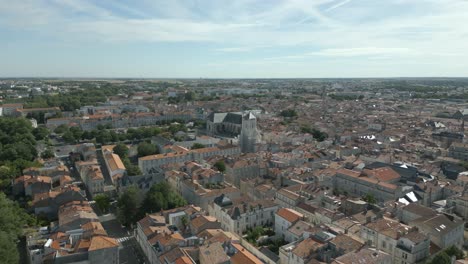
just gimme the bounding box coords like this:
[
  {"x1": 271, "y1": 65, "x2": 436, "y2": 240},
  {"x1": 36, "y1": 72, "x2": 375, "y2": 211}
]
[{"x1": 206, "y1": 111, "x2": 258, "y2": 153}]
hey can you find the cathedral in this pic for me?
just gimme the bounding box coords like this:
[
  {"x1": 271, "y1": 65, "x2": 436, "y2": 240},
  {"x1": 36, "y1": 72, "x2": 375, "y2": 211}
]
[{"x1": 206, "y1": 111, "x2": 257, "y2": 153}]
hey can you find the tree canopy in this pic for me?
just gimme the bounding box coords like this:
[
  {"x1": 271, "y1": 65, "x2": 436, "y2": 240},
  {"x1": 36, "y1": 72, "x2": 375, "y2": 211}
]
[
  {"x1": 140, "y1": 182, "x2": 187, "y2": 216},
  {"x1": 94, "y1": 194, "x2": 111, "y2": 214},
  {"x1": 113, "y1": 143, "x2": 129, "y2": 159},
  {"x1": 117, "y1": 186, "x2": 141, "y2": 227},
  {"x1": 0, "y1": 193, "x2": 37, "y2": 263},
  {"x1": 0, "y1": 118, "x2": 40, "y2": 190},
  {"x1": 300, "y1": 125, "x2": 328, "y2": 142},
  {"x1": 137, "y1": 142, "x2": 158, "y2": 157},
  {"x1": 279, "y1": 109, "x2": 298, "y2": 118},
  {"x1": 123, "y1": 158, "x2": 141, "y2": 176},
  {"x1": 428, "y1": 245, "x2": 465, "y2": 264},
  {"x1": 191, "y1": 143, "x2": 205, "y2": 149},
  {"x1": 214, "y1": 160, "x2": 226, "y2": 173},
  {"x1": 117, "y1": 182, "x2": 186, "y2": 226}
]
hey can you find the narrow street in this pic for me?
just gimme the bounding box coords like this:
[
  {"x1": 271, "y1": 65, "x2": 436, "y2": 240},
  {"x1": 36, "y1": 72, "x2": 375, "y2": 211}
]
[{"x1": 100, "y1": 216, "x2": 149, "y2": 264}]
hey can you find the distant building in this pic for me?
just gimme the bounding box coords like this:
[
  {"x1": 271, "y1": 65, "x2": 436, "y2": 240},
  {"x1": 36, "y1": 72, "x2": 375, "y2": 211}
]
[
  {"x1": 449, "y1": 142, "x2": 468, "y2": 161},
  {"x1": 0, "y1": 103, "x2": 23, "y2": 116},
  {"x1": 138, "y1": 145, "x2": 240, "y2": 174},
  {"x1": 334, "y1": 168, "x2": 413, "y2": 203}
]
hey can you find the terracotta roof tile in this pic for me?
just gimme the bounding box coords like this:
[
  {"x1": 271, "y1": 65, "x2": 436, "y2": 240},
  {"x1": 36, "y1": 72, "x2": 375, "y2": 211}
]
[
  {"x1": 88, "y1": 236, "x2": 119, "y2": 251},
  {"x1": 276, "y1": 208, "x2": 303, "y2": 223},
  {"x1": 231, "y1": 243, "x2": 263, "y2": 264}
]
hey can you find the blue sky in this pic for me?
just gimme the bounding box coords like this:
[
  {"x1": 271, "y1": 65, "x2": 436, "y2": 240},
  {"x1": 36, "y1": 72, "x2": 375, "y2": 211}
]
[{"x1": 0, "y1": 0, "x2": 467, "y2": 78}]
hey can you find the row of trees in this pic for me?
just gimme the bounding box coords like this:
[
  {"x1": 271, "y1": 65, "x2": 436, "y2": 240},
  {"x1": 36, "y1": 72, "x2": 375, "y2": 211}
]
[
  {"x1": 117, "y1": 182, "x2": 187, "y2": 226},
  {"x1": 329, "y1": 94, "x2": 365, "y2": 101},
  {"x1": 54, "y1": 122, "x2": 188, "y2": 145},
  {"x1": 8, "y1": 84, "x2": 122, "y2": 111}
]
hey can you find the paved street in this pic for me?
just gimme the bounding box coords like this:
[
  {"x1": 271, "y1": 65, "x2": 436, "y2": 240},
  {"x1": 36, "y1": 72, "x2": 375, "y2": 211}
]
[
  {"x1": 119, "y1": 237, "x2": 148, "y2": 264},
  {"x1": 100, "y1": 216, "x2": 148, "y2": 264}
]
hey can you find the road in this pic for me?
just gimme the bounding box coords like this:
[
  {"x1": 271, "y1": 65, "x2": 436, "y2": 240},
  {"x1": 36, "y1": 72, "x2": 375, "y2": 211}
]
[{"x1": 100, "y1": 216, "x2": 148, "y2": 264}]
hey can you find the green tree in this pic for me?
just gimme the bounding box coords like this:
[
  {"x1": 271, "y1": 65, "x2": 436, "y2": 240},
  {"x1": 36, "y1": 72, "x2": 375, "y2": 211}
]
[
  {"x1": 0, "y1": 118, "x2": 38, "y2": 172},
  {"x1": 117, "y1": 186, "x2": 141, "y2": 227},
  {"x1": 94, "y1": 194, "x2": 111, "y2": 213},
  {"x1": 191, "y1": 143, "x2": 205, "y2": 149},
  {"x1": 32, "y1": 126, "x2": 49, "y2": 141},
  {"x1": 279, "y1": 109, "x2": 297, "y2": 118},
  {"x1": 62, "y1": 131, "x2": 76, "y2": 144},
  {"x1": 444, "y1": 245, "x2": 464, "y2": 260},
  {"x1": 96, "y1": 130, "x2": 112, "y2": 144},
  {"x1": 54, "y1": 124, "x2": 68, "y2": 134},
  {"x1": 185, "y1": 91, "x2": 195, "y2": 101},
  {"x1": 0, "y1": 165, "x2": 16, "y2": 190},
  {"x1": 300, "y1": 125, "x2": 328, "y2": 142},
  {"x1": 428, "y1": 252, "x2": 451, "y2": 264},
  {"x1": 181, "y1": 215, "x2": 188, "y2": 229},
  {"x1": 137, "y1": 142, "x2": 158, "y2": 157},
  {"x1": 41, "y1": 148, "x2": 55, "y2": 159},
  {"x1": 0, "y1": 231, "x2": 19, "y2": 264},
  {"x1": 214, "y1": 160, "x2": 226, "y2": 173},
  {"x1": 70, "y1": 126, "x2": 83, "y2": 141},
  {"x1": 139, "y1": 182, "x2": 186, "y2": 216},
  {"x1": 0, "y1": 193, "x2": 37, "y2": 263},
  {"x1": 113, "y1": 143, "x2": 129, "y2": 159},
  {"x1": 123, "y1": 158, "x2": 142, "y2": 176},
  {"x1": 363, "y1": 193, "x2": 377, "y2": 204}
]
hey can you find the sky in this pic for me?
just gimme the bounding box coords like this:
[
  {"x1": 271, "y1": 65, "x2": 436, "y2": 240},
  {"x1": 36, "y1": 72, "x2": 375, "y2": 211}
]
[{"x1": 1, "y1": 0, "x2": 468, "y2": 78}]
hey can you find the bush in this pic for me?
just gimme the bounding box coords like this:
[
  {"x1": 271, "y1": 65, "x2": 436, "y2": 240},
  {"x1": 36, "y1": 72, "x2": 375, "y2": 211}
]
[
  {"x1": 214, "y1": 160, "x2": 226, "y2": 172},
  {"x1": 279, "y1": 109, "x2": 297, "y2": 118}
]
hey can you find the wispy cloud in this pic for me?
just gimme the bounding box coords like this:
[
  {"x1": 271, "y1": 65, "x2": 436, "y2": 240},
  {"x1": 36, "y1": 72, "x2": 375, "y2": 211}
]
[
  {"x1": 325, "y1": 0, "x2": 352, "y2": 12},
  {"x1": 1, "y1": 0, "x2": 468, "y2": 77},
  {"x1": 308, "y1": 47, "x2": 413, "y2": 57}
]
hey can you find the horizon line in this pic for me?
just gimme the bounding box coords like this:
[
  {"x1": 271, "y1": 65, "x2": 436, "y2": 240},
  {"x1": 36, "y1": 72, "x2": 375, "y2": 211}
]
[{"x1": 2, "y1": 76, "x2": 468, "y2": 80}]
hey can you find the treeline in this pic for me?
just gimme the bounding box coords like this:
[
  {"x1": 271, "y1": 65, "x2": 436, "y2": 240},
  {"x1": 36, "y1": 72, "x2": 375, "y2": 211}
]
[
  {"x1": 117, "y1": 182, "x2": 187, "y2": 226},
  {"x1": 6, "y1": 84, "x2": 122, "y2": 111},
  {"x1": 54, "y1": 122, "x2": 188, "y2": 145},
  {"x1": 329, "y1": 94, "x2": 364, "y2": 101}
]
